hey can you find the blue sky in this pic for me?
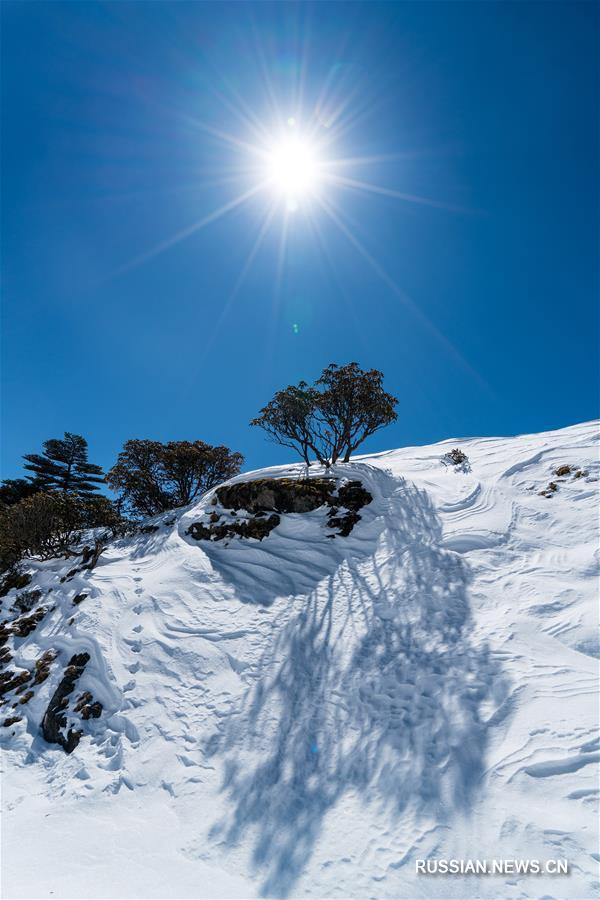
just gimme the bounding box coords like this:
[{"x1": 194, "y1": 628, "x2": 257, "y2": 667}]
[{"x1": 2, "y1": 1, "x2": 598, "y2": 480}]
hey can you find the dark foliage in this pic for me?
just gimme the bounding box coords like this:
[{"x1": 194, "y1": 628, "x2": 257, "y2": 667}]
[
  {"x1": 23, "y1": 432, "x2": 105, "y2": 497},
  {"x1": 107, "y1": 439, "x2": 244, "y2": 517},
  {"x1": 443, "y1": 448, "x2": 470, "y2": 468},
  {"x1": 251, "y1": 362, "x2": 398, "y2": 467},
  {"x1": 0, "y1": 479, "x2": 40, "y2": 509},
  {"x1": 0, "y1": 492, "x2": 119, "y2": 569},
  {"x1": 249, "y1": 383, "x2": 320, "y2": 467}
]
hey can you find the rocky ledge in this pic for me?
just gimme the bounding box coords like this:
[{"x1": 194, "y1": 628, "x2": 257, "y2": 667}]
[{"x1": 187, "y1": 477, "x2": 372, "y2": 543}]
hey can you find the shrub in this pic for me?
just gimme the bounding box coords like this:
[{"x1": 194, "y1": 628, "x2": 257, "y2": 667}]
[
  {"x1": 11, "y1": 590, "x2": 43, "y2": 614},
  {"x1": 0, "y1": 492, "x2": 119, "y2": 568},
  {"x1": 443, "y1": 448, "x2": 469, "y2": 467},
  {"x1": 0, "y1": 493, "x2": 86, "y2": 563},
  {"x1": 251, "y1": 362, "x2": 398, "y2": 467},
  {"x1": 107, "y1": 440, "x2": 244, "y2": 517},
  {"x1": 0, "y1": 479, "x2": 40, "y2": 509}
]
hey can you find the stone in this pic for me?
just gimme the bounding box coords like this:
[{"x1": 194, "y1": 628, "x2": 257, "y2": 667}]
[{"x1": 41, "y1": 652, "x2": 90, "y2": 753}]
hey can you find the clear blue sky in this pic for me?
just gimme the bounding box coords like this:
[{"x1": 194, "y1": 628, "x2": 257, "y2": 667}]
[{"x1": 2, "y1": 1, "x2": 598, "y2": 481}]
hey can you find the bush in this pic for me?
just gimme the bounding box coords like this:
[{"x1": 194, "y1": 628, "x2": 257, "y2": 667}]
[
  {"x1": 0, "y1": 492, "x2": 120, "y2": 569},
  {"x1": 0, "y1": 479, "x2": 40, "y2": 509},
  {"x1": 106, "y1": 440, "x2": 244, "y2": 518},
  {"x1": 443, "y1": 448, "x2": 470, "y2": 468},
  {"x1": 251, "y1": 362, "x2": 398, "y2": 467}
]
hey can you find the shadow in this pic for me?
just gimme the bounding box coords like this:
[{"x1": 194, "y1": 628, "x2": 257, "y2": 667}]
[{"x1": 207, "y1": 475, "x2": 508, "y2": 896}]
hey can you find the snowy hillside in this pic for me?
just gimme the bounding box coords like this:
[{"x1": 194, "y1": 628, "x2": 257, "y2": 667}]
[{"x1": 1, "y1": 421, "x2": 599, "y2": 900}]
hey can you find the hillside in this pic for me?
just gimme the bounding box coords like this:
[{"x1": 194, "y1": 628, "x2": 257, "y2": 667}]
[{"x1": 1, "y1": 421, "x2": 598, "y2": 900}]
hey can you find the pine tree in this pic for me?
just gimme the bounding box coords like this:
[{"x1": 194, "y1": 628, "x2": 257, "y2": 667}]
[{"x1": 23, "y1": 433, "x2": 105, "y2": 498}]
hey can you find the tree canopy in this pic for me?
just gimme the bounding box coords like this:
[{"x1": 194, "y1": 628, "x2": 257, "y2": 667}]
[
  {"x1": 23, "y1": 432, "x2": 105, "y2": 497},
  {"x1": 106, "y1": 439, "x2": 244, "y2": 517},
  {"x1": 251, "y1": 362, "x2": 398, "y2": 467}
]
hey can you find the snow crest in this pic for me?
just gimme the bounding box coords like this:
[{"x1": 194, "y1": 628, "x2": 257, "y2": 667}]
[{"x1": 1, "y1": 421, "x2": 599, "y2": 899}]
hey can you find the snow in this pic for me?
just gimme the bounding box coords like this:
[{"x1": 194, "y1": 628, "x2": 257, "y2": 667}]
[{"x1": 1, "y1": 420, "x2": 599, "y2": 899}]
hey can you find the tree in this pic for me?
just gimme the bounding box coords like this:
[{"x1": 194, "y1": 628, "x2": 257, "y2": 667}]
[
  {"x1": 249, "y1": 382, "x2": 319, "y2": 467},
  {"x1": 0, "y1": 478, "x2": 40, "y2": 509},
  {"x1": 23, "y1": 432, "x2": 105, "y2": 497},
  {"x1": 251, "y1": 362, "x2": 398, "y2": 467},
  {"x1": 107, "y1": 440, "x2": 244, "y2": 517},
  {"x1": 316, "y1": 363, "x2": 398, "y2": 463}
]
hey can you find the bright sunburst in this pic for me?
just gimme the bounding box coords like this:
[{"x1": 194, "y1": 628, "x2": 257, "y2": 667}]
[
  {"x1": 265, "y1": 130, "x2": 321, "y2": 207},
  {"x1": 112, "y1": 77, "x2": 473, "y2": 377}
]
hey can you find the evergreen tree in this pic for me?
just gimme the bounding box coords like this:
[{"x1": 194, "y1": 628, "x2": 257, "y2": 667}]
[{"x1": 23, "y1": 432, "x2": 105, "y2": 497}]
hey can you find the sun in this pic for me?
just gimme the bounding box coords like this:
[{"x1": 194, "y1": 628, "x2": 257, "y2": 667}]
[{"x1": 264, "y1": 127, "x2": 321, "y2": 207}]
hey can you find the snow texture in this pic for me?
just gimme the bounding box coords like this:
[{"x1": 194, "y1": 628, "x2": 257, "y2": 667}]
[{"x1": 1, "y1": 421, "x2": 598, "y2": 899}]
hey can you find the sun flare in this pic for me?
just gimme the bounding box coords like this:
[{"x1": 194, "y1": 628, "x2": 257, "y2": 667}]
[{"x1": 264, "y1": 131, "x2": 321, "y2": 206}]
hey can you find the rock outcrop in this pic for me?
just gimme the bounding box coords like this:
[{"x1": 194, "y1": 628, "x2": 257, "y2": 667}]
[
  {"x1": 188, "y1": 477, "x2": 372, "y2": 543},
  {"x1": 41, "y1": 652, "x2": 93, "y2": 754}
]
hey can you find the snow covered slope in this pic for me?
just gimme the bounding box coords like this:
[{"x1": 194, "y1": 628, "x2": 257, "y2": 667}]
[{"x1": 1, "y1": 421, "x2": 599, "y2": 900}]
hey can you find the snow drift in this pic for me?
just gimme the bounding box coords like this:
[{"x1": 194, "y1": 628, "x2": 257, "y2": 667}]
[{"x1": 1, "y1": 421, "x2": 598, "y2": 899}]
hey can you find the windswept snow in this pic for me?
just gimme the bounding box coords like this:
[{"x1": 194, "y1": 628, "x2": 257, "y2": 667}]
[{"x1": 1, "y1": 421, "x2": 599, "y2": 899}]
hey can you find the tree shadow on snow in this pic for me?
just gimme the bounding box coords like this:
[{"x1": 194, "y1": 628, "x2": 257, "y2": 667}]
[{"x1": 206, "y1": 478, "x2": 508, "y2": 897}]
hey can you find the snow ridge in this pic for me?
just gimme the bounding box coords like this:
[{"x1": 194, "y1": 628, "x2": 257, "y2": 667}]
[{"x1": 1, "y1": 420, "x2": 599, "y2": 900}]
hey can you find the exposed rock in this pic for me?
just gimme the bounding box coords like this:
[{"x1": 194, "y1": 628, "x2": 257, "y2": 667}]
[
  {"x1": 188, "y1": 515, "x2": 281, "y2": 543},
  {"x1": 216, "y1": 477, "x2": 337, "y2": 515},
  {"x1": 3, "y1": 715, "x2": 21, "y2": 728},
  {"x1": 74, "y1": 690, "x2": 102, "y2": 720},
  {"x1": 11, "y1": 606, "x2": 49, "y2": 638},
  {"x1": 41, "y1": 652, "x2": 90, "y2": 754},
  {"x1": 0, "y1": 668, "x2": 31, "y2": 699},
  {"x1": 72, "y1": 593, "x2": 88, "y2": 606},
  {"x1": 554, "y1": 464, "x2": 572, "y2": 477},
  {"x1": 17, "y1": 690, "x2": 34, "y2": 705},
  {"x1": 336, "y1": 481, "x2": 373, "y2": 511},
  {"x1": 0, "y1": 571, "x2": 31, "y2": 598},
  {"x1": 188, "y1": 477, "x2": 373, "y2": 544},
  {"x1": 33, "y1": 650, "x2": 56, "y2": 685},
  {"x1": 81, "y1": 543, "x2": 104, "y2": 570},
  {"x1": 327, "y1": 509, "x2": 362, "y2": 537},
  {"x1": 0, "y1": 622, "x2": 11, "y2": 648},
  {"x1": 11, "y1": 590, "x2": 42, "y2": 615},
  {"x1": 539, "y1": 481, "x2": 559, "y2": 498},
  {"x1": 61, "y1": 542, "x2": 105, "y2": 583}
]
